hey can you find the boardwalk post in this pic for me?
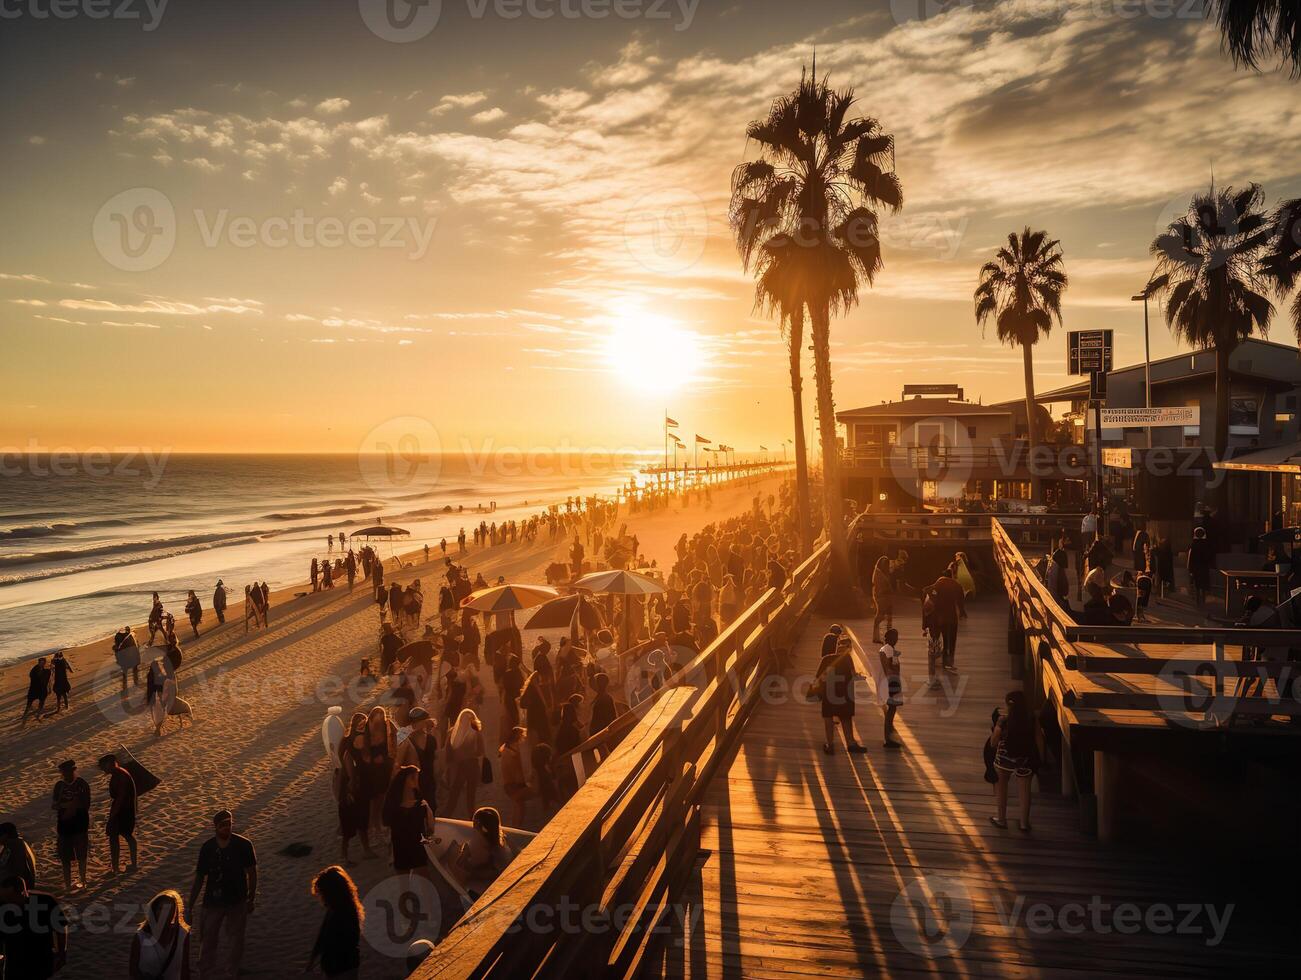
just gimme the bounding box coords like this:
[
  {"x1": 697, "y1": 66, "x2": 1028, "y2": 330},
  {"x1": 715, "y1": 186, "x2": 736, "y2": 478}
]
[{"x1": 1094, "y1": 749, "x2": 1119, "y2": 843}]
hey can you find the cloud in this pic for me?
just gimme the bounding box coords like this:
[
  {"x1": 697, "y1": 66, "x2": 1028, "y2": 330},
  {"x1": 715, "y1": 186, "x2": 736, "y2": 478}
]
[
  {"x1": 59, "y1": 298, "x2": 264, "y2": 316},
  {"x1": 471, "y1": 107, "x2": 507, "y2": 124},
  {"x1": 315, "y1": 97, "x2": 351, "y2": 115}
]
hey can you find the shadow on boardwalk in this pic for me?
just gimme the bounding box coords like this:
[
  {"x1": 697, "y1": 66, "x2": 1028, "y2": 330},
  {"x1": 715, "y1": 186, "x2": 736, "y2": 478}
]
[{"x1": 650, "y1": 596, "x2": 1301, "y2": 978}]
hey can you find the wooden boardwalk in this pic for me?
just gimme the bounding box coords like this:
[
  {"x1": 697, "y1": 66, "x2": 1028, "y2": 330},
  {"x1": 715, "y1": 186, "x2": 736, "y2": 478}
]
[{"x1": 649, "y1": 595, "x2": 1299, "y2": 978}]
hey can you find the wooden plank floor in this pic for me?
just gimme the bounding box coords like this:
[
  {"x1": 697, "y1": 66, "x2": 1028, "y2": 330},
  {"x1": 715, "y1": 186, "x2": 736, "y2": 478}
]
[{"x1": 648, "y1": 595, "x2": 1301, "y2": 978}]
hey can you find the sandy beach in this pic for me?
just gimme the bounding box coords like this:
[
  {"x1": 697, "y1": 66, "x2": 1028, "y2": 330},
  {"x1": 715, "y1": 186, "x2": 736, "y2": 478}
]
[{"x1": 0, "y1": 474, "x2": 784, "y2": 979}]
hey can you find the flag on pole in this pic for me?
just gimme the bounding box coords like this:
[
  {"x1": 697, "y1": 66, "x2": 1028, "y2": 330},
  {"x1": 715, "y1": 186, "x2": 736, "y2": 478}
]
[
  {"x1": 665, "y1": 415, "x2": 678, "y2": 427},
  {"x1": 760, "y1": 445, "x2": 768, "y2": 451},
  {"x1": 695, "y1": 434, "x2": 711, "y2": 444},
  {"x1": 668, "y1": 432, "x2": 683, "y2": 444}
]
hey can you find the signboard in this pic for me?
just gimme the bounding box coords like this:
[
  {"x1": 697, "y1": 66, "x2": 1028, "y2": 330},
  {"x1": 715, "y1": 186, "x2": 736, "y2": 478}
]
[
  {"x1": 1067, "y1": 329, "x2": 1114, "y2": 375},
  {"x1": 1088, "y1": 407, "x2": 1201, "y2": 427},
  {"x1": 1103, "y1": 447, "x2": 1135, "y2": 469},
  {"x1": 902, "y1": 384, "x2": 963, "y2": 399}
]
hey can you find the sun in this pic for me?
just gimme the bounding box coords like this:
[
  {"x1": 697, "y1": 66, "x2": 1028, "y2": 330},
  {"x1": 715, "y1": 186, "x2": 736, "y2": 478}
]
[{"x1": 602, "y1": 309, "x2": 706, "y2": 395}]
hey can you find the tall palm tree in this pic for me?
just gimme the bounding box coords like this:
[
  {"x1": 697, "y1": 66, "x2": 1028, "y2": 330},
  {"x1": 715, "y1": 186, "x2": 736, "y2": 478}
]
[
  {"x1": 730, "y1": 67, "x2": 902, "y2": 601},
  {"x1": 973, "y1": 229, "x2": 1068, "y2": 504},
  {"x1": 1261, "y1": 197, "x2": 1301, "y2": 337},
  {"x1": 1208, "y1": 0, "x2": 1301, "y2": 77},
  {"x1": 1148, "y1": 183, "x2": 1274, "y2": 500},
  {"x1": 754, "y1": 236, "x2": 813, "y2": 552}
]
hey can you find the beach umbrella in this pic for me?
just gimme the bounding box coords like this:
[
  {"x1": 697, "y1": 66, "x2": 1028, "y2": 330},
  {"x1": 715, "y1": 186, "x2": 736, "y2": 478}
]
[
  {"x1": 524, "y1": 593, "x2": 608, "y2": 634},
  {"x1": 461, "y1": 584, "x2": 560, "y2": 614},
  {"x1": 352, "y1": 523, "x2": 411, "y2": 538},
  {"x1": 576, "y1": 569, "x2": 665, "y2": 661},
  {"x1": 574, "y1": 569, "x2": 666, "y2": 596}
]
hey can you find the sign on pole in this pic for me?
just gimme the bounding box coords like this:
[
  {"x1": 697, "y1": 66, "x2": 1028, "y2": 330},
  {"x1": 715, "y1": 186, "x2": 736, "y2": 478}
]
[
  {"x1": 1102, "y1": 447, "x2": 1135, "y2": 469},
  {"x1": 1067, "y1": 329, "x2": 1114, "y2": 375},
  {"x1": 1088, "y1": 406, "x2": 1201, "y2": 428}
]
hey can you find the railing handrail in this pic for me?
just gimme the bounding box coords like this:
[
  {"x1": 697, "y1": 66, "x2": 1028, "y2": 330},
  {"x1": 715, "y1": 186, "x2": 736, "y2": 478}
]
[{"x1": 418, "y1": 542, "x2": 832, "y2": 979}]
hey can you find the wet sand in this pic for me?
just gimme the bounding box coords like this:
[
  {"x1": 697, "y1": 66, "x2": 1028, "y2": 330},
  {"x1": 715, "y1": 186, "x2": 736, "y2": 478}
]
[{"x1": 0, "y1": 474, "x2": 782, "y2": 979}]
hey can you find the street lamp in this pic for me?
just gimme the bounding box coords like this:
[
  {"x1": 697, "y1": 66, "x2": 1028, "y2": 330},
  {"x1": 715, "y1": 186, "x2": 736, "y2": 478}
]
[{"x1": 1132, "y1": 276, "x2": 1165, "y2": 450}]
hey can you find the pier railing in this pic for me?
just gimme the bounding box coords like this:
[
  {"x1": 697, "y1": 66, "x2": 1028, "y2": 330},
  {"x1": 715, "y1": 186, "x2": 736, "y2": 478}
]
[
  {"x1": 418, "y1": 542, "x2": 830, "y2": 979},
  {"x1": 993, "y1": 517, "x2": 1301, "y2": 723}
]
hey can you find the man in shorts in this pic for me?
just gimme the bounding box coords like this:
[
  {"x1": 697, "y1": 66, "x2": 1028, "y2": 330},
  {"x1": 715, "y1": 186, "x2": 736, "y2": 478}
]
[{"x1": 51, "y1": 760, "x2": 90, "y2": 891}]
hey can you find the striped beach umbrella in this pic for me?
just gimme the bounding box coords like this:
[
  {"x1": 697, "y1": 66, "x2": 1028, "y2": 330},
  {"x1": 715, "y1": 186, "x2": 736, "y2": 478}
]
[
  {"x1": 460, "y1": 583, "x2": 560, "y2": 614},
  {"x1": 575, "y1": 569, "x2": 666, "y2": 596}
]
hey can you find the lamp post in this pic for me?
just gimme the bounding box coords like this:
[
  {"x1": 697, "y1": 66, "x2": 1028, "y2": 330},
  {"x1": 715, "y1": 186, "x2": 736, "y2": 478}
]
[{"x1": 1131, "y1": 280, "x2": 1161, "y2": 449}]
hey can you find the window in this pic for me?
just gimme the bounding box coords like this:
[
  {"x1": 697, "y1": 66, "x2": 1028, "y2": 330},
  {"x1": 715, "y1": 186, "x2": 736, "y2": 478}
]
[{"x1": 967, "y1": 425, "x2": 977, "y2": 439}]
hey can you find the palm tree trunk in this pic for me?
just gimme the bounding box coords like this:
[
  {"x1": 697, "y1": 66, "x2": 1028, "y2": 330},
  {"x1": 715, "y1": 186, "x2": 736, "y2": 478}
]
[
  {"x1": 810, "y1": 303, "x2": 855, "y2": 605},
  {"x1": 787, "y1": 305, "x2": 812, "y2": 553},
  {"x1": 1021, "y1": 341, "x2": 1042, "y2": 503}
]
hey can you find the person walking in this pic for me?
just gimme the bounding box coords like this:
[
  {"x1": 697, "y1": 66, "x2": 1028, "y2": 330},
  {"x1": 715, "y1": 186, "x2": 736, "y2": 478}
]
[
  {"x1": 184, "y1": 591, "x2": 203, "y2": 639},
  {"x1": 51, "y1": 650, "x2": 73, "y2": 712},
  {"x1": 813, "y1": 632, "x2": 866, "y2": 756},
  {"x1": 1187, "y1": 526, "x2": 1215, "y2": 609},
  {"x1": 306, "y1": 866, "x2": 363, "y2": 979},
  {"x1": 336, "y1": 713, "x2": 375, "y2": 865},
  {"x1": 444, "y1": 708, "x2": 486, "y2": 818},
  {"x1": 129, "y1": 889, "x2": 191, "y2": 980},
  {"x1": 51, "y1": 760, "x2": 90, "y2": 891},
  {"x1": 189, "y1": 810, "x2": 257, "y2": 980},
  {"x1": 98, "y1": 753, "x2": 138, "y2": 874},
  {"x1": 113, "y1": 626, "x2": 143, "y2": 692},
  {"x1": 878, "y1": 628, "x2": 904, "y2": 749},
  {"x1": 381, "y1": 766, "x2": 436, "y2": 882},
  {"x1": 21, "y1": 656, "x2": 52, "y2": 723},
  {"x1": 395, "y1": 707, "x2": 438, "y2": 819},
  {"x1": 989, "y1": 690, "x2": 1039, "y2": 832},
  {"x1": 212, "y1": 580, "x2": 227, "y2": 625},
  {"x1": 924, "y1": 568, "x2": 967, "y2": 673}
]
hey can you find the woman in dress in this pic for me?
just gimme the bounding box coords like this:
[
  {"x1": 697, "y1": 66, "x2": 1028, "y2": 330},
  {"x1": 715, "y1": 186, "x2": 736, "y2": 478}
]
[
  {"x1": 814, "y1": 634, "x2": 866, "y2": 755},
  {"x1": 990, "y1": 689, "x2": 1039, "y2": 832},
  {"x1": 128, "y1": 889, "x2": 191, "y2": 980},
  {"x1": 444, "y1": 708, "x2": 485, "y2": 819},
  {"x1": 382, "y1": 765, "x2": 435, "y2": 881},
  {"x1": 363, "y1": 706, "x2": 396, "y2": 832},
  {"x1": 51, "y1": 650, "x2": 73, "y2": 712},
  {"x1": 184, "y1": 591, "x2": 202, "y2": 639},
  {"x1": 336, "y1": 712, "x2": 374, "y2": 864},
  {"x1": 306, "y1": 865, "x2": 363, "y2": 979}
]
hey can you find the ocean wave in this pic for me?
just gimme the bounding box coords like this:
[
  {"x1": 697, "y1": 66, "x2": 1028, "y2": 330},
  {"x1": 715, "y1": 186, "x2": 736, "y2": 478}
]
[
  {"x1": 0, "y1": 533, "x2": 263, "y2": 587},
  {"x1": 0, "y1": 529, "x2": 263, "y2": 571},
  {"x1": 0, "y1": 518, "x2": 132, "y2": 540},
  {"x1": 262, "y1": 504, "x2": 381, "y2": 521}
]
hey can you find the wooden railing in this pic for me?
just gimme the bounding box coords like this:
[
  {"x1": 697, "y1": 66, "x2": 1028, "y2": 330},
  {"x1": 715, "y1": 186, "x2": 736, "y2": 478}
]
[
  {"x1": 417, "y1": 542, "x2": 831, "y2": 979},
  {"x1": 993, "y1": 518, "x2": 1301, "y2": 723},
  {"x1": 851, "y1": 511, "x2": 1094, "y2": 549},
  {"x1": 840, "y1": 444, "x2": 1088, "y2": 470}
]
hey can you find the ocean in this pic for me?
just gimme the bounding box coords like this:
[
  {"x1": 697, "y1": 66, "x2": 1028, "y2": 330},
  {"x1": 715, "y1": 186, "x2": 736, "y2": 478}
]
[{"x1": 0, "y1": 452, "x2": 647, "y2": 664}]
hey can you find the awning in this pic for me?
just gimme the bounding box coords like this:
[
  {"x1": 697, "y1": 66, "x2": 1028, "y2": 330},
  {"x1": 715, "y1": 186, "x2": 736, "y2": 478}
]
[{"x1": 1212, "y1": 440, "x2": 1301, "y2": 474}]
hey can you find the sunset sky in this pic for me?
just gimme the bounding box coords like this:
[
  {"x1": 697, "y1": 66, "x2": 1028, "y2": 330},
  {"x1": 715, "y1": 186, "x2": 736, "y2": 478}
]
[{"x1": 3, "y1": 0, "x2": 1301, "y2": 454}]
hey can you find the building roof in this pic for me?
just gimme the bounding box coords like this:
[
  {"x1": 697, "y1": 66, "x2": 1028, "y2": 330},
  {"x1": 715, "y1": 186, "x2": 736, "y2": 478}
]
[
  {"x1": 1037, "y1": 368, "x2": 1295, "y2": 403},
  {"x1": 837, "y1": 398, "x2": 1011, "y2": 421}
]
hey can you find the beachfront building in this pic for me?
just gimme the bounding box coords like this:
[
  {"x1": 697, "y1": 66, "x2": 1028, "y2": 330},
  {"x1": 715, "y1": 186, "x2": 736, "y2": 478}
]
[
  {"x1": 836, "y1": 383, "x2": 1084, "y2": 511},
  {"x1": 1036, "y1": 338, "x2": 1301, "y2": 542}
]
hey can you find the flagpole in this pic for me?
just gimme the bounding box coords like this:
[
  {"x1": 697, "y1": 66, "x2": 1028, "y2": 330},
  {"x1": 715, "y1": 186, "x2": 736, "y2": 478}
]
[{"x1": 663, "y1": 409, "x2": 667, "y2": 482}]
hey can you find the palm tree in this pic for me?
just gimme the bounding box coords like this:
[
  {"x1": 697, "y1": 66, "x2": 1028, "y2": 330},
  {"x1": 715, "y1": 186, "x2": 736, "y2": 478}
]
[
  {"x1": 1208, "y1": 0, "x2": 1301, "y2": 77},
  {"x1": 973, "y1": 229, "x2": 1068, "y2": 504},
  {"x1": 730, "y1": 67, "x2": 902, "y2": 602},
  {"x1": 1261, "y1": 197, "x2": 1301, "y2": 337},
  {"x1": 1148, "y1": 183, "x2": 1274, "y2": 501},
  {"x1": 753, "y1": 236, "x2": 813, "y2": 552}
]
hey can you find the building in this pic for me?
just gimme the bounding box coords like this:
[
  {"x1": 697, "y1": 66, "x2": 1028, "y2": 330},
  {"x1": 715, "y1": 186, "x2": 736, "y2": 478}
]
[{"x1": 836, "y1": 384, "x2": 1083, "y2": 510}]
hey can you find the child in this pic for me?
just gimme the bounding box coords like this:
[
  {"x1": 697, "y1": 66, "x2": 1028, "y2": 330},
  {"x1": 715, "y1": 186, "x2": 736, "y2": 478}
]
[{"x1": 879, "y1": 628, "x2": 903, "y2": 749}]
